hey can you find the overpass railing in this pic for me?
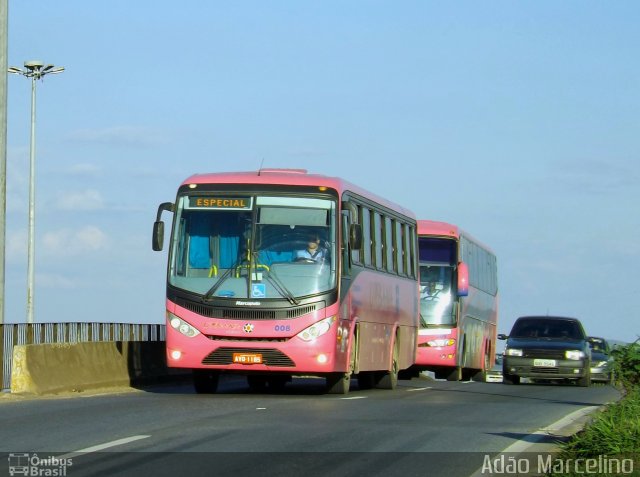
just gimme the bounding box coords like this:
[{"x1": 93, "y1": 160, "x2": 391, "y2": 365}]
[{"x1": 1, "y1": 322, "x2": 166, "y2": 391}]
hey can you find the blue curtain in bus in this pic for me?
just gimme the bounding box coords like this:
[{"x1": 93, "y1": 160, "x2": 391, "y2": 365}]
[
  {"x1": 188, "y1": 212, "x2": 244, "y2": 269},
  {"x1": 189, "y1": 214, "x2": 211, "y2": 269},
  {"x1": 219, "y1": 234, "x2": 240, "y2": 268}
]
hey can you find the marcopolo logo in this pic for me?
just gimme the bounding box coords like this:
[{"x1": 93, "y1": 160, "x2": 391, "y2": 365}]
[{"x1": 8, "y1": 453, "x2": 73, "y2": 476}]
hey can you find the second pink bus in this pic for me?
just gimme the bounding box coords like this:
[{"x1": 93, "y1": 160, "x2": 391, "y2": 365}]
[{"x1": 407, "y1": 220, "x2": 499, "y2": 381}]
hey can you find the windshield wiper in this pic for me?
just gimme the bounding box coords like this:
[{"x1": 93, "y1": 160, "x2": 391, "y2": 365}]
[
  {"x1": 202, "y1": 258, "x2": 242, "y2": 301},
  {"x1": 263, "y1": 272, "x2": 299, "y2": 306},
  {"x1": 419, "y1": 313, "x2": 428, "y2": 328}
]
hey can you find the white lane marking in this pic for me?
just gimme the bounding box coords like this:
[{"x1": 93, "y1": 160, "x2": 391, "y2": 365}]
[
  {"x1": 59, "y1": 435, "x2": 150, "y2": 459},
  {"x1": 467, "y1": 406, "x2": 600, "y2": 477},
  {"x1": 256, "y1": 407, "x2": 267, "y2": 410},
  {"x1": 501, "y1": 406, "x2": 599, "y2": 454},
  {"x1": 407, "y1": 387, "x2": 432, "y2": 392},
  {"x1": 340, "y1": 396, "x2": 367, "y2": 400}
]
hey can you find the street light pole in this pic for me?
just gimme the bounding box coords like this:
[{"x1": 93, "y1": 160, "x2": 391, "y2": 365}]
[{"x1": 8, "y1": 60, "x2": 64, "y2": 323}]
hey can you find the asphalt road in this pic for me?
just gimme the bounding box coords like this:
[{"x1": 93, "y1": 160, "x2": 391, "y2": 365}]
[{"x1": 0, "y1": 376, "x2": 620, "y2": 477}]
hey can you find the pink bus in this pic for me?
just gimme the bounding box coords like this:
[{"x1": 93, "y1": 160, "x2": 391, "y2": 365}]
[
  {"x1": 408, "y1": 220, "x2": 498, "y2": 381},
  {"x1": 152, "y1": 169, "x2": 419, "y2": 394}
]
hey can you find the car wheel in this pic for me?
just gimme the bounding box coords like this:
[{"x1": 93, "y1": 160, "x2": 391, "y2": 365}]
[
  {"x1": 503, "y1": 373, "x2": 520, "y2": 385},
  {"x1": 578, "y1": 371, "x2": 591, "y2": 387}
]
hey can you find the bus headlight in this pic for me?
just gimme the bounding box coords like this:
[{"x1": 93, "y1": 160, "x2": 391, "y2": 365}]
[
  {"x1": 168, "y1": 313, "x2": 201, "y2": 338},
  {"x1": 297, "y1": 316, "x2": 336, "y2": 342},
  {"x1": 505, "y1": 348, "x2": 523, "y2": 357},
  {"x1": 565, "y1": 350, "x2": 585, "y2": 360},
  {"x1": 427, "y1": 339, "x2": 455, "y2": 347}
]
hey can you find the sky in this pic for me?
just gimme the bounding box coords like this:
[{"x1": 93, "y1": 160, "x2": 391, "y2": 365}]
[{"x1": 3, "y1": 1, "x2": 639, "y2": 343}]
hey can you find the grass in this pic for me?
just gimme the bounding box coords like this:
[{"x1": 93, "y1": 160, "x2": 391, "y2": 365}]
[{"x1": 548, "y1": 340, "x2": 640, "y2": 476}]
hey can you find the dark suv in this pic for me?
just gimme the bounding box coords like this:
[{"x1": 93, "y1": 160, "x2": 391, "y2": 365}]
[{"x1": 498, "y1": 316, "x2": 591, "y2": 387}]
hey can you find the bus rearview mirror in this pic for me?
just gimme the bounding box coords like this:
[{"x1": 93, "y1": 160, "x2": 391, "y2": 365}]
[
  {"x1": 152, "y1": 221, "x2": 165, "y2": 251},
  {"x1": 457, "y1": 261, "x2": 469, "y2": 296}
]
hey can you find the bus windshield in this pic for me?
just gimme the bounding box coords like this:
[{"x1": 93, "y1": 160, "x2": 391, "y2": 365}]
[
  {"x1": 419, "y1": 264, "x2": 455, "y2": 327},
  {"x1": 168, "y1": 194, "x2": 337, "y2": 300}
]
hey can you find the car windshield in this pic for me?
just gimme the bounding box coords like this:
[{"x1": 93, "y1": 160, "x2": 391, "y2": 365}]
[
  {"x1": 588, "y1": 339, "x2": 609, "y2": 354},
  {"x1": 510, "y1": 318, "x2": 584, "y2": 340}
]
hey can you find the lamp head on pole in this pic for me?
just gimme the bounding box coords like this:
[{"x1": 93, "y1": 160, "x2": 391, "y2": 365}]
[{"x1": 7, "y1": 60, "x2": 65, "y2": 79}]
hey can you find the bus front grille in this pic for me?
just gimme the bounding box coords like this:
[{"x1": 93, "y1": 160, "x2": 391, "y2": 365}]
[
  {"x1": 202, "y1": 347, "x2": 296, "y2": 367},
  {"x1": 176, "y1": 298, "x2": 318, "y2": 320}
]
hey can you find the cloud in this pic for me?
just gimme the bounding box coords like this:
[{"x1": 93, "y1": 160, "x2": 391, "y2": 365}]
[
  {"x1": 56, "y1": 189, "x2": 106, "y2": 211},
  {"x1": 42, "y1": 226, "x2": 109, "y2": 257},
  {"x1": 67, "y1": 126, "x2": 170, "y2": 148}
]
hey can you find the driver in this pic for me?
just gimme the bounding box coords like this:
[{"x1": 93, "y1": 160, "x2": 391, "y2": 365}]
[{"x1": 294, "y1": 234, "x2": 326, "y2": 262}]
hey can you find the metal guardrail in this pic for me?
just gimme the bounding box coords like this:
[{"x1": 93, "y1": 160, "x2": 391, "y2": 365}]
[{"x1": 1, "y1": 322, "x2": 166, "y2": 391}]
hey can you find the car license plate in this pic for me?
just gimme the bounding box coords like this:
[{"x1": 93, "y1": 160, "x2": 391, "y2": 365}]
[
  {"x1": 232, "y1": 353, "x2": 263, "y2": 365},
  {"x1": 534, "y1": 359, "x2": 556, "y2": 367}
]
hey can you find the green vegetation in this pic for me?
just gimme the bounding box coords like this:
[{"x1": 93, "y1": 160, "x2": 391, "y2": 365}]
[
  {"x1": 612, "y1": 338, "x2": 640, "y2": 393},
  {"x1": 549, "y1": 339, "x2": 640, "y2": 476}
]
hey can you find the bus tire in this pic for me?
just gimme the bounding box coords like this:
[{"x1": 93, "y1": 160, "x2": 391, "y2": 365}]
[
  {"x1": 374, "y1": 339, "x2": 399, "y2": 390},
  {"x1": 446, "y1": 366, "x2": 462, "y2": 381},
  {"x1": 326, "y1": 372, "x2": 351, "y2": 394},
  {"x1": 472, "y1": 348, "x2": 491, "y2": 382},
  {"x1": 327, "y1": 338, "x2": 356, "y2": 394},
  {"x1": 193, "y1": 369, "x2": 219, "y2": 394}
]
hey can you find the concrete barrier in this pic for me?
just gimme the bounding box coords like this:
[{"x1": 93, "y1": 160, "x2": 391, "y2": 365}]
[{"x1": 10, "y1": 341, "x2": 180, "y2": 395}]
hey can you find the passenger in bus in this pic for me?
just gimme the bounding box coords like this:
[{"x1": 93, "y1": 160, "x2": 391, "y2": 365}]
[{"x1": 294, "y1": 234, "x2": 326, "y2": 262}]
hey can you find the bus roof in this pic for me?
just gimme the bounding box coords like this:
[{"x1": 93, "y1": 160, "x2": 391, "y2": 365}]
[
  {"x1": 417, "y1": 220, "x2": 460, "y2": 238},
  {"x1": 417, "y1": 219, "x2": 494, "y2": 254},
  {"x1": 180, "y1": 169, "x2": 415, "y2": 219}
]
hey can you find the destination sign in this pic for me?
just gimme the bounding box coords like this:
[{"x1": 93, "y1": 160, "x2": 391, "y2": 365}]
[{"x1": 188, "y1": 197, "x2": 252, "y2": 210}]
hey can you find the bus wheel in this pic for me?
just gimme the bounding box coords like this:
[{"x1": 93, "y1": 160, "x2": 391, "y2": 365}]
[
  {"x1": 375, "y1": 339, "x2": 399, "y2": 390},
  {"x1": 327, "y1": 340, "x2": 356, "y2": 394},
  {"x1": 446, "y1": 367, "x2": 462, "y2": 381},
  {"x1": 472, "y1": 351, "x2": 491, "y2": 382},
  {"x1": 193, "y1": 369, "x2": 219, "y2": 394},
  {"x1": 326, "y1": 372, "x2": 351, "y2": 394}
]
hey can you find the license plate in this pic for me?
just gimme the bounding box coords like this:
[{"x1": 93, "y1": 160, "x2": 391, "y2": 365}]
[
  {"x1": 232, "y1": 353, "x2": 263, "y2": 365},
  {"x1": 534, "y1": 359, "x2": 556, "y2": 367}
]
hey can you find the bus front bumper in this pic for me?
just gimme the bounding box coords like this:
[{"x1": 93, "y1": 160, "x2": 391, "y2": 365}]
[{"x1": 166, "y1": 325, "x2": 348, "y2": 375}]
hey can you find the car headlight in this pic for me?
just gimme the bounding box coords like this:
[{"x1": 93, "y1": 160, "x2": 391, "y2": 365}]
[
  {"x1": 565, "y1": 350, "x2": 585, "y2": 360},
  {"x1": 297, "y1": 316, "x2": 336, "y2": 342},
  {"x1": 168, "y1": 312, "x2": 200, "y2": 338},
  {"x1": 427, "y1": 339, "x2": 455, "y2": 347},
  {"x1": 594, "y1": 360, "x2": 608, "y2": 368},
  {"x1": 505, "y1": 348, "x2": 523, "y2": 357}
]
